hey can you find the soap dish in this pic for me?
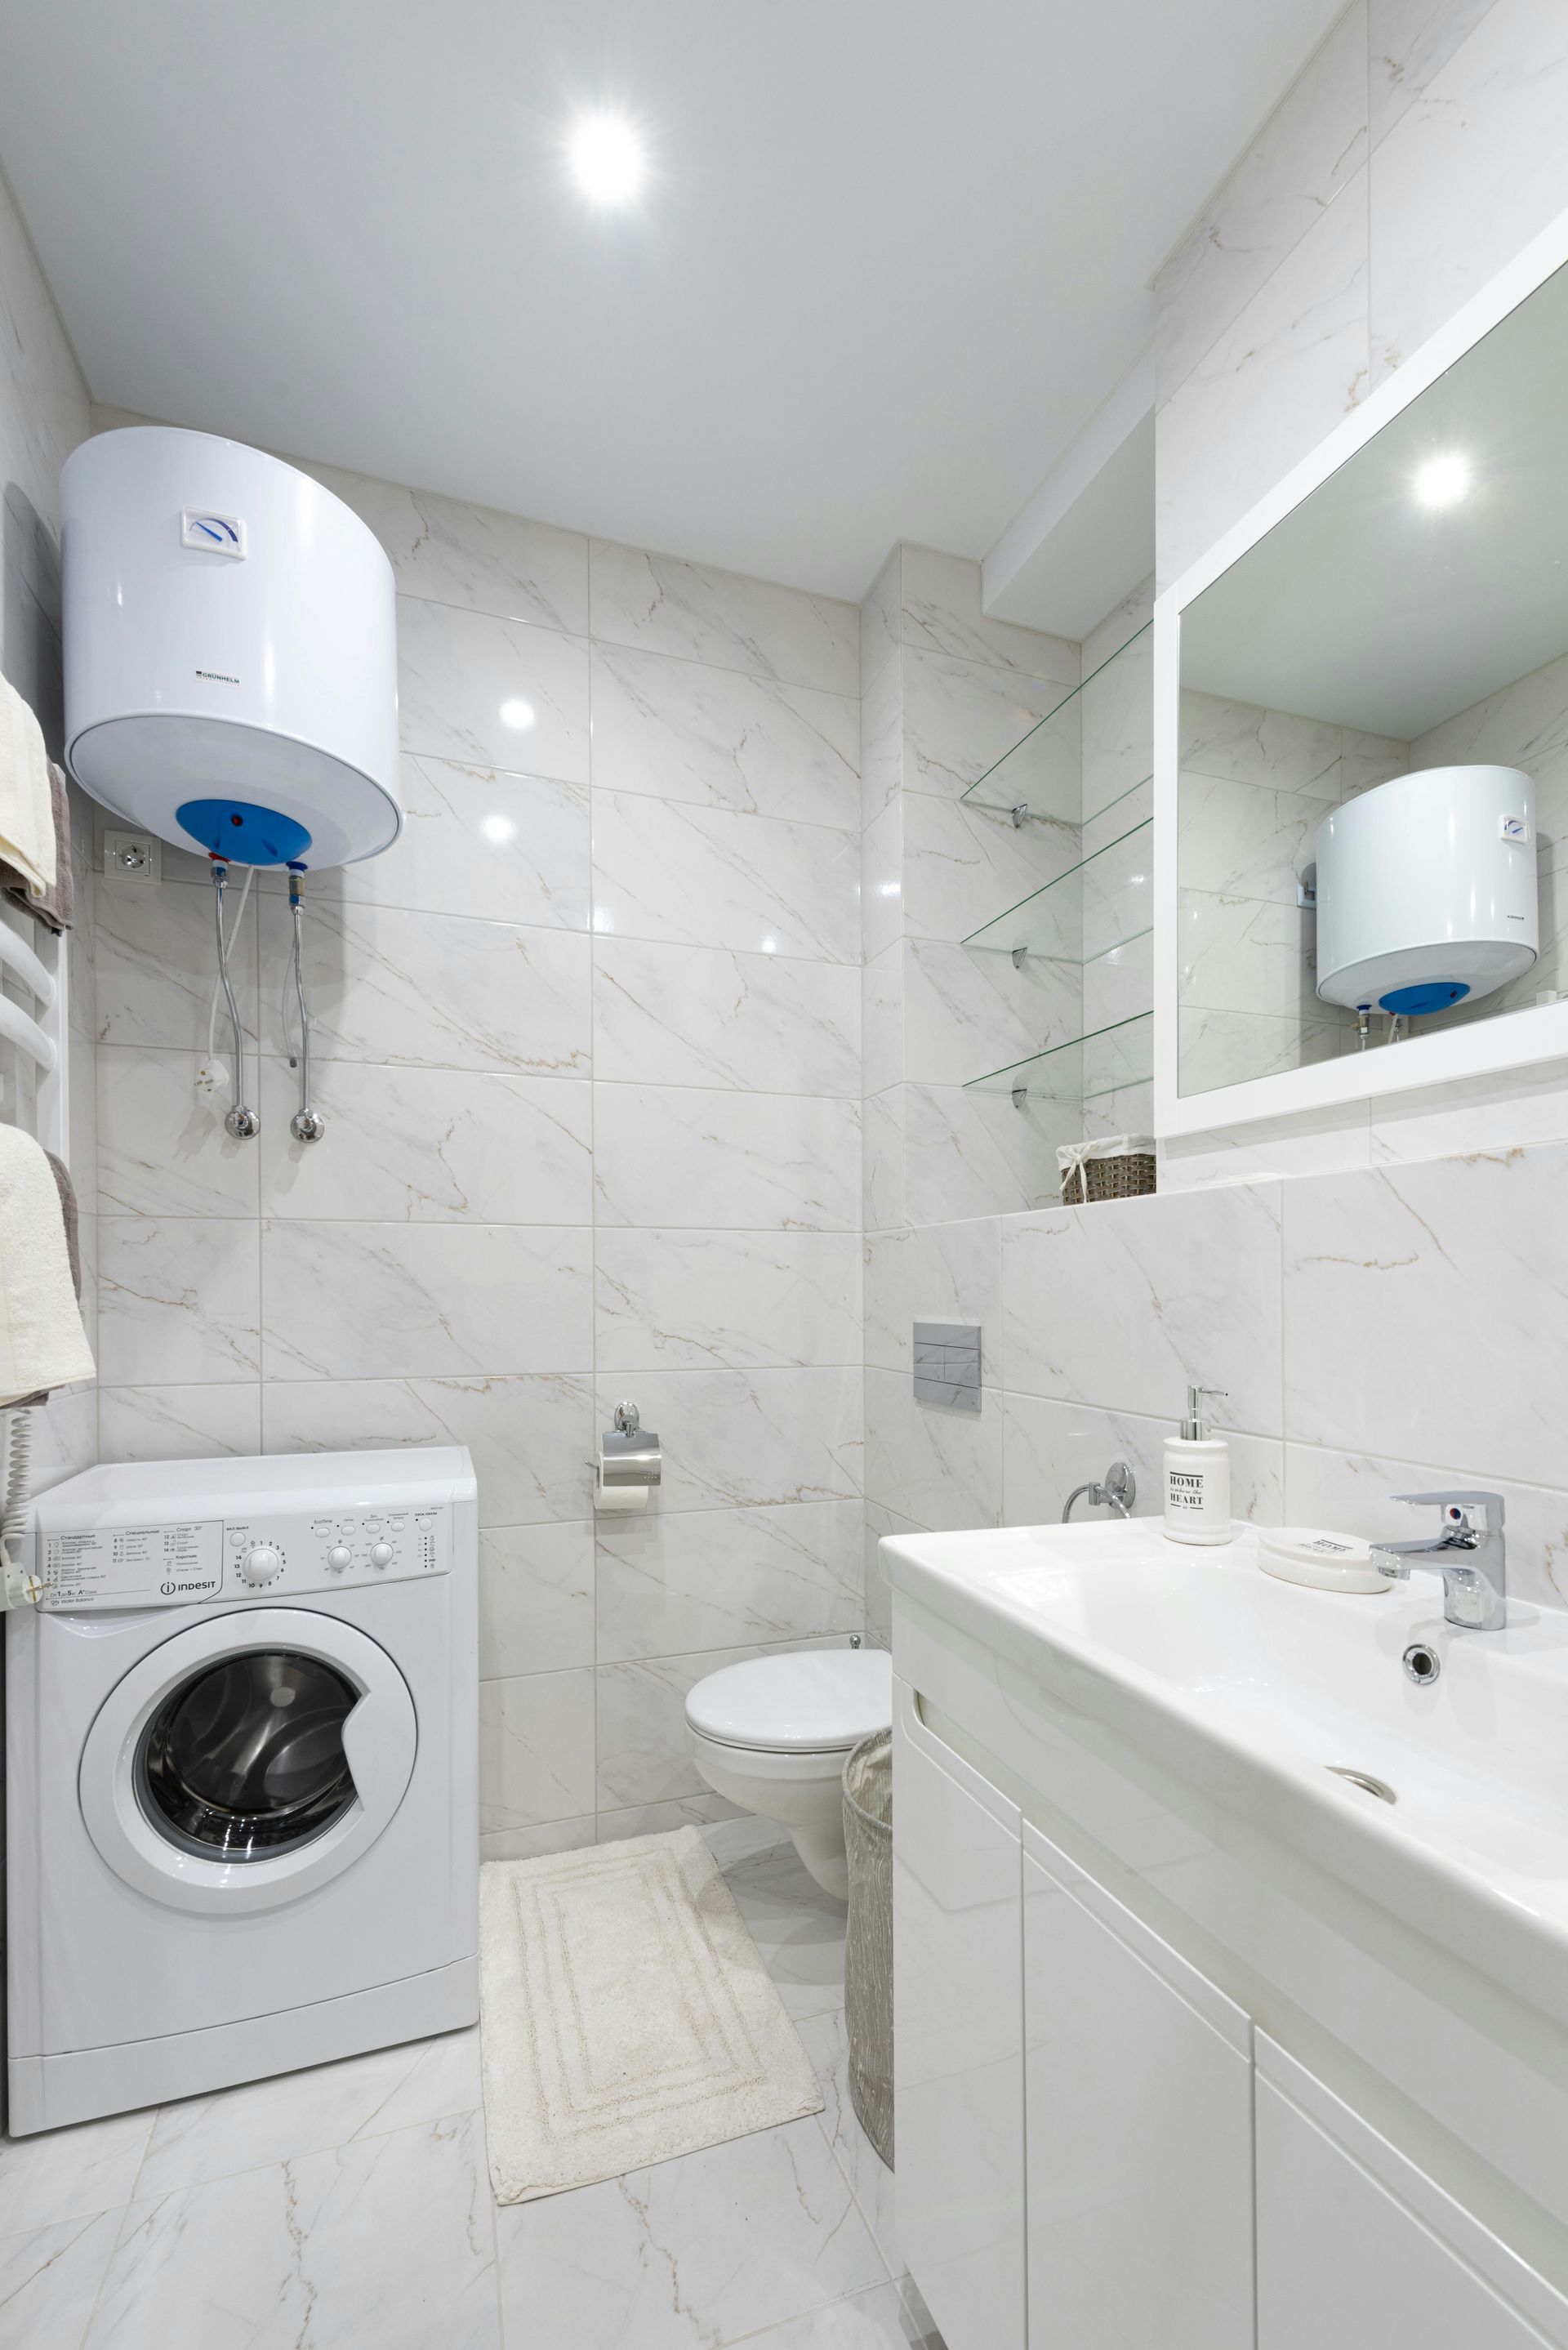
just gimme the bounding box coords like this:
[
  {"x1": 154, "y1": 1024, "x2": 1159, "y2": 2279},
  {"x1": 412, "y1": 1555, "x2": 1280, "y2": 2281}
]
[{"x1": 1258, "y1": 1526, "x2": 1388, "y2": 1594}]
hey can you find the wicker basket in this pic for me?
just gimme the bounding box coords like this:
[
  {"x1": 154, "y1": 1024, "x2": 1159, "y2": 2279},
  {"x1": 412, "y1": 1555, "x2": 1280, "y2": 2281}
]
[{"x1": 1058, "y1": 1137, "x2": 1157, "y2": 1206}]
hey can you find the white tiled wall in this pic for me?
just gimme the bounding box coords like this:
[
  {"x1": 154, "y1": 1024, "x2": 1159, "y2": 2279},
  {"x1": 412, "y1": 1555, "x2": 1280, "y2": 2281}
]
[{"x1": 85, "y1": 446, "x2": 865, "y2": 1860}]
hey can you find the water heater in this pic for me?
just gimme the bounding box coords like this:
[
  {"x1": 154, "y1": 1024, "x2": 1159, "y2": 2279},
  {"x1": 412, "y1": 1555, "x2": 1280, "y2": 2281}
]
[
  {"x1": 60, "y1": 427, "x2": 399, "y2": 869},
  {"x1": 1314, "y1": 764, "x2": 1538, "y2": 1017}
]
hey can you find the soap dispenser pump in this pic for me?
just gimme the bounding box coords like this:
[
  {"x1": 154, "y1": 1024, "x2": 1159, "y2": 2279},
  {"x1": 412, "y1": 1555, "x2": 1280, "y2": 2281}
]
[{"x1": 1164, "y1": 1385, "x2": 1232, "y2": 1546}]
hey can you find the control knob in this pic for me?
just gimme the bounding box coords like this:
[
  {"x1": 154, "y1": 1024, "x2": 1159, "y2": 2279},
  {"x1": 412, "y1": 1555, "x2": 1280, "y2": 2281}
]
[
  {"x1": 369, "y1": 1542, "x2": 394, "y2": 1569},
  {"x1": 326, "y1": 1545, "x2": 354, "y2": 1572},
  {"x1": 237, "y1": 1544, "x2": 283, "y2": 1588}
]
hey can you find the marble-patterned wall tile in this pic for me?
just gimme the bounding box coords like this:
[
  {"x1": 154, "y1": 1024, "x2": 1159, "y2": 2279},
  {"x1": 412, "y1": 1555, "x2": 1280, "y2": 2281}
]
[
  {"x1": 595, "y1": 1229, "x2": 862, "y2": 1371},
  {"x1": 595, "y1": 1084, "x2": 860, "y2": 1232},
  {"x1": 1370, "y1": 0, "x2": 1497, "y2": 145},
  {"x1": 1178, "y1": 890, "x2": 1310, "y2": 1019},
  {"x1": 904, "y1": 1083, "x2": 1068, "y2": 1224},
  {"x1": 1282, "y1": 1438, "x2": 1568, "y2": 1610},
  {"x1": 256, "y1": 897, "x2": 590, "y2": 1075},
  {"x1": 261, "y1": 1371, "x2": 595, "y2": 1525},
  {"x1": 1157, "y1": 169, "x2": 1370, "y2": 588},
  {"x1": 99, "y1": 1216, "x2": 261, "y2": 1385},
  {"x1": 396, "y1": 593, "x2": 590, "y2": 780},
  {"x1": 1282, "y1": 1142, "x2": 1568, "y2": 1486},
  {"x1": 98, "y1": 1382, "x2": 262, "y2": 1464},
  {"x1": 261, "y1": 1220, "x2": 591, "y2": 1380},
  {"x1": 592, "y1": 938, "x2": 858, "y2": 1095},
  {"x1": 1156, "y1": 1, "x2": 1370, "y2": 403},
  {"x1": 591, "y1": 790, "x2": 858, "y2": 961},
  {"x1": 592, "y1": 1366, "x2": 861, "y2": 1513},
  {"x1": 1178, "y1": 1003, "x2": 1344, "y2": 1092},
  {"x1": 1001, "y1": 1390, "x2": 1285, "y2": 1528},
  {"x1": 483, "y1": 1817, "x2": 596, "y2": 1865},
  {"x1": 903, "y1": 648, "x2": 1079, "y2": 809},
  {"x1": 1083, "y1": 1079, "x2": 1156, "y2": 1142},
  {"x1": 479, "y1": 1521, "x2": 595, "y2": 1678},
  {"x1": 304, "y1": 461, "x2": 588, "y2": 631},
  {"x1": 594, "y1": 1639, "x2": 844, "y2": 1809},
  {"x1": 1080, "y1": 620, "x2": 1154, "y2": 822},
  {"x1": 590, "y1": 643, "x2": 858, "y2": 827},
  {"x1": 1414, "y1": 644, "x2": 1568, "y2": 858},
  {"x1": 861, "y1": 800, "x2": 904, "y2": 963},
  {"x1": 862, "y1": 1216, "x2": 1000, "y2": 1376},
  {"x1": 860, "y1": 649, "x2": 902, "y2": 827},
  {"x1": 259, "y1": 1063, "x2": 593, "y2": 1223},
  {"x1": 1080, "y1": 826, "x2": 1156, "y2": 964},
  {"x1": 95, "y1": 876, "x2": 257, "y2": 1050},
  {"x1": 862, "y1": 1087, "x2": 906, "y2": 1233},
  {"x1": 1083, "y1": 776, "x2": 1153, "y2": 859},
  {"x1": 899, "y1": 545, "x2": 1078, "y2": 683},
  {"x1": 862, "y1": 944, "x2": 902, "y2": 1099},
  {"x1": 864, "y1": 1500, "x2": 927, "y2": 1646},
  {"x1": 1370, "y1": 0, "x2": 1568, "y2": 381},
  {"x1": 863, "y1": 1367, "x2": 1001, "y2": 1532},
  {"x1": 99, "y1": 1047, "x2": 261, "y2": 1216},
  {"x1": 595, "y1": 1501, "x2": 862, "y2": 1661},
  {"x1": 590, "y1": 540, "x2": 857, "y2": 695},
  {"x1": 480, "y1": 1666, "x2": 596, "y2": 1832},
  {"x1": 1159, "y1": 1099, "x2": 1372, "y2": 1190},
  {"x1": 301, "y1": 755, "x2": 590, "y2": 930},
  {"x1": 1181, "y1": 689, "x2": 1346, "y2": 794},
  {"x1": 1082, "y1": 932, "x2": 1154, "y2": 1033},
  {"x1": 860, "y1": 545, "x2": 902, "y2": 693},
  {"x1": 1368, "y1": 1056, "x2": 1568, "y2": 1163},
  {"x1": 902, "y1": 939, "x2": 1080, "y2": 1088},
  {"x1": 1001, "y1": 1179, "x2": 1284, "y2": 1432},
  {"x1": 30, "y1": 1383, "x2": 97, "y2": 1488},
  {"x1": 1178, "y1": 771, "x2": 1334, "y2": 900},
  {"x1": 902, "y1": 792, "x2": 1080, "y2": 943},
  {"x1": 1341, "y1": 727, "x2": 1411, "y2": 795}
]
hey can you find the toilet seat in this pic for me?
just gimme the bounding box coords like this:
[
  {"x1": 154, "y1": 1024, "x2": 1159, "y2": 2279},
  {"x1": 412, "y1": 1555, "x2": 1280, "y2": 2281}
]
[{"x1": 684, "y1": 1648, "x2": 891, "y2": 1755}]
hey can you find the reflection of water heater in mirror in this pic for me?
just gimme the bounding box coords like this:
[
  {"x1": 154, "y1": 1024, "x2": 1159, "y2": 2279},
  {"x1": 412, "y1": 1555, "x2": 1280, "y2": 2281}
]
[
  {"x1": 61, "y1": 427, "x2": 400, "y2": 869},
  {"x1": 1314, "y1": 765, "x2": 1538, "y2": 1016}
]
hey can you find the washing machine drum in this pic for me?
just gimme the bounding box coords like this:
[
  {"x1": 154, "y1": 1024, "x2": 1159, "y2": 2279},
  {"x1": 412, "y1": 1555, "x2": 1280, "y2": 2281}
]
[{"x1": 80, "y1": 1609, "x2": 418, "y2": 1916}]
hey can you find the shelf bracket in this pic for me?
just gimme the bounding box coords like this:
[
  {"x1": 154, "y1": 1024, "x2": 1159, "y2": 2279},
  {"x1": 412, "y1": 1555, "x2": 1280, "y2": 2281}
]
[
  {"x1": 1011, "y1": 1086, "x2": 1028, "y2": 1110},
  {"x1": 1011, "y1": 945, "x2": 1027, "y2": 970},
  {"x1": 1011, "y1": 802, "x2": 1029, "y2": 828}
]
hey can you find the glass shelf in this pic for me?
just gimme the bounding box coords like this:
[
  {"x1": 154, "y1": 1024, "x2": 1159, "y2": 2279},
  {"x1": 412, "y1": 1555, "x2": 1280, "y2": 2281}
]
[
  {"x1": 960, "y1": 619, "x2": 1151, "y2": 822},
  {"x1": 961, "y1": 809, "x2": 1152, "y2": 962},
  {"x1": 964, "y1": 1011, "x2": 1153, "y2": 1106}
]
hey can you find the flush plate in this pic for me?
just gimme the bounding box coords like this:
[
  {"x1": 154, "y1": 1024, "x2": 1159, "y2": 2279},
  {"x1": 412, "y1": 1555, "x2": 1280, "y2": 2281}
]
[{"x1": 913, "y1": 1321, "x2": 982, "y2": 1411}]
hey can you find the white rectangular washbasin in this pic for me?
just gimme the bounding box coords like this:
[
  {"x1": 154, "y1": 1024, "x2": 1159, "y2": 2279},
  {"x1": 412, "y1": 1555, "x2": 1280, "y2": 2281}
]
[{"x1": 884, "y1": 1516, "x2": 1568, "y2": 2028}]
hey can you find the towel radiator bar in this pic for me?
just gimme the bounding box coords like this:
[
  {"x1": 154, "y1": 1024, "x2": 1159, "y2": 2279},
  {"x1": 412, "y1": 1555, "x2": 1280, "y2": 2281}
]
[{"x1": 0, "y1": 909, "x2": 67, "y2": 1162}]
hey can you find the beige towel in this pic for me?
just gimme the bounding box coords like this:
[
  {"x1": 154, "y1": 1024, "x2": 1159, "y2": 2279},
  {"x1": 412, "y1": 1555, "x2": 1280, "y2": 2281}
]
[
  {"x1": 0, "y1": 1126, "x2": 94, "y2": 1407},
  {"x1": 0, "y1": 670, "x2": 57, "y2": 906},
  {"x1": 2, "y1": 762, "x2": 73, "y2": 934}
]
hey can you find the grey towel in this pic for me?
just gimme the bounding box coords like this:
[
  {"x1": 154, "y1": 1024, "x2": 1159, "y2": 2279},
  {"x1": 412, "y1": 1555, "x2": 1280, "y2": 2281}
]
[
  {"x1": 13, "y1": 1148, "x2": 83, "y2": 1405},
  {"x1": 2, "y1": 761, "x2": 73, "y2": 934}
]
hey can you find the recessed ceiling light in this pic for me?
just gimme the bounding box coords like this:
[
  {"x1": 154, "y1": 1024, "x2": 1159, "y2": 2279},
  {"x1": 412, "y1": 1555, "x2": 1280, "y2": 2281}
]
[
  {"x1": 569, "y1": 114, "x2": 645, "y2": 205},
  {"x1": 499, "y1": 698, "x2": 536, "y2": 730},
  {"x1": 1414, "y1": 453, "x2": 1472, "y2": 510}
]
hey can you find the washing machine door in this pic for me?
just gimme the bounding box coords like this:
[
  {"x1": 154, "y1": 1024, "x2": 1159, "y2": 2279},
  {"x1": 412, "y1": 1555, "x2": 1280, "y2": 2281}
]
[{"x1": 78, "y1": 1608, "x2": 417, "y2": 1915}]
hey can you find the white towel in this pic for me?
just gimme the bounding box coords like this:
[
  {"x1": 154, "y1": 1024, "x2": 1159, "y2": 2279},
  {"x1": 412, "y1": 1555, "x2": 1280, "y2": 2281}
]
[
  {"x1": 0, "y1": 670, "x2": 57, "y2": 905},
  {"x1": 0, "y1": 1126, "x2": 94, "y2": 1405}
]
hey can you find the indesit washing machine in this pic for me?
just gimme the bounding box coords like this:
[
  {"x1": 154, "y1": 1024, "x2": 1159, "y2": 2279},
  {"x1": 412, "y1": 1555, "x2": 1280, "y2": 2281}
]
[{"x1": 6, "y1": 1447, "x2": 478, "y2": 2134}]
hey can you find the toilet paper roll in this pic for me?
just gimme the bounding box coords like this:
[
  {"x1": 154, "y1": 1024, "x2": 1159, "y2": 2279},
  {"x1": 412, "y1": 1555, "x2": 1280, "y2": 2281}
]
[{"x1": 595, "y1": 1475, "x2": 648, "y2": 1512}]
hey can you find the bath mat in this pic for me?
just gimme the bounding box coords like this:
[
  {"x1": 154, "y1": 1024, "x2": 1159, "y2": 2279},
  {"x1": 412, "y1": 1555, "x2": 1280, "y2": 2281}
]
[{"x1": 479, "y1": 1826, "x2": 823, "y2": 2201}]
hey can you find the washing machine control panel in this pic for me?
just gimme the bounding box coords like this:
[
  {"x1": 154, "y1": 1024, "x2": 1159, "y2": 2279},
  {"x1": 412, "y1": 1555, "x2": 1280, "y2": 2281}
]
[{"x1": 33, "y1": 1503, "x2": 448, "y2": 1609}]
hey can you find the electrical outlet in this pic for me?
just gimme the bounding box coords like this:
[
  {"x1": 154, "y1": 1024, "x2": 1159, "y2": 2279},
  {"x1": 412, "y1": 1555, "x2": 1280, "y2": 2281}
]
[{"x1": 103, "y1": 832, "x2": 160, "y2": 882}]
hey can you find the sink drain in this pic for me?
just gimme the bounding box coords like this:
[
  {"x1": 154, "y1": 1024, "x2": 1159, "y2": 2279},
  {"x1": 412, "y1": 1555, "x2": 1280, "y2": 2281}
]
[{"x1": 1326, "y1": 1764, "x2": 1397, "y2": 1805}]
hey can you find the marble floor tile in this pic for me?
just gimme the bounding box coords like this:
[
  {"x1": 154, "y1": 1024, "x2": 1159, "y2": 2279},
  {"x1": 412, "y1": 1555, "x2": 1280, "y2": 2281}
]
[
  {"x1": 799, "y1": 2010, "x2": 901, "y2": 2283},
  {"x1": 0, "y1": 2210, "x2": 120, "y2": 2348},
  {"x1": 0, "y1": 2103, "x2": 153, "y2": 2236},
  {"x1": 132, "y1": 2028, "x2": 483, "y2": 2200},
  {"x1": 724, "y1": 1843, "x2": 849, "y2": 2021},
  {"x1": 492, "y1": 2111, "x2": 883, "y2": 2350},
  {"x1": 84, "y1": 2110, "x2": 500, "y2": 2350},
  {"x1": 739, "y1": 2283, "x2": 931, "y2": 2348}
]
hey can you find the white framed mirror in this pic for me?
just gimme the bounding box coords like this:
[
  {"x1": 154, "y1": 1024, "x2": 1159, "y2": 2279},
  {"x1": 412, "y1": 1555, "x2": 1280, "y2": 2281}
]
[{"x1": 1154, "y1": 200, "x2": 1568, "y2": 1139}]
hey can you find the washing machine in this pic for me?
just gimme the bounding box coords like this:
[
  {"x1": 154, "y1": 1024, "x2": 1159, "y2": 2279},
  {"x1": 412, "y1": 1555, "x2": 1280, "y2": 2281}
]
[{"x1": 5, "y1": 1447, "x2": 478, "y2": 2134}]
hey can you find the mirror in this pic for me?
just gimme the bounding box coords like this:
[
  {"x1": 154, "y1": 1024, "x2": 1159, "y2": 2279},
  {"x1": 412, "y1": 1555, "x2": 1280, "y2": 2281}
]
[{"x1": 1174, "y1": 249, "x2": 1568, "y2": 1102}]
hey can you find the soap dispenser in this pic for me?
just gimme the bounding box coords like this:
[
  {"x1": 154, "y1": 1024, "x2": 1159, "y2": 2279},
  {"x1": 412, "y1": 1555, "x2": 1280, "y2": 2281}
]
[{"x1": 1164, "y1": 1385, "x2": 1232, "y2": 1545}]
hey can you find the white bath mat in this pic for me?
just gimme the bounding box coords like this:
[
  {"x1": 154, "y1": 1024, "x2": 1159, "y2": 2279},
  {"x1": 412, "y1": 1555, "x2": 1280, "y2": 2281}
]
[{"x1": 479, "y1": 1826, "x2": 823, "y2": 2202}]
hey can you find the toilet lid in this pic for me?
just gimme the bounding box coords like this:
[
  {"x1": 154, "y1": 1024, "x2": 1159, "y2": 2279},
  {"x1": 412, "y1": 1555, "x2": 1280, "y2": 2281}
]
[{"x1": 685, "y1": 1649, "x2": 892, "y2": 1755}]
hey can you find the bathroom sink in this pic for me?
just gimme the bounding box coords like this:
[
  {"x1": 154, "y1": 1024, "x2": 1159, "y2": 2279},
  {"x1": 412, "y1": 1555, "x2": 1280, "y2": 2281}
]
[{"x1": 883, "y1": 1517, "x2": 1568, "y2": 2026}]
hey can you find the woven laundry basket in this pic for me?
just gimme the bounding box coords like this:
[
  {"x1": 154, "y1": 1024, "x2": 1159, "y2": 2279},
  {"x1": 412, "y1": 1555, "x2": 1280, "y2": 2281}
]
[
  {"x1": 1058, "y1": 1135, "x2": 1156, "y2": 1206},
  {"x1": 843, "y1": 1729, "x2": 893, "y2": 2169}
]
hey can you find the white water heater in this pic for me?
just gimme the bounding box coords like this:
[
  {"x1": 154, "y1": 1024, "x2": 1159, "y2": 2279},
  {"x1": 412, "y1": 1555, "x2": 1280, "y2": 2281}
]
[
  {"x1": 1314, "y1": 764, "x2": 1538, "y2": 1017},
  {"x1": 61, "y1": 427, "x2": 399, "y2": 869}
]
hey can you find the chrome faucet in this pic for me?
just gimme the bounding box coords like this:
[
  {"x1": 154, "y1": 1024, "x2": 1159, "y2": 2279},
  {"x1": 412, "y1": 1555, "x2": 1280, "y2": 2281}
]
[{"x1": 1371, "y1": 1492, "x2": 1507, "y2": 1630}]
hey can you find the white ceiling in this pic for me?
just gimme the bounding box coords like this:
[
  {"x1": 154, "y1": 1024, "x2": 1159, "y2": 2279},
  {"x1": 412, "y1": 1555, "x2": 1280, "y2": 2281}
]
[{"x1": 0, "y1": 0, "x2": 1345, "y2": 601}]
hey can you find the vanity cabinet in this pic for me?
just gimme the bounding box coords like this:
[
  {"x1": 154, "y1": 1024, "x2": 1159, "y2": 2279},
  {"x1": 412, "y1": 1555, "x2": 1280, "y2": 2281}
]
[
  {"x1": 1022, "y1": 1822, "x2": 1254, "y2": 2350},
  {"x1": 892, "y1": 1687, "x2": 1026, "y2": 2350}
]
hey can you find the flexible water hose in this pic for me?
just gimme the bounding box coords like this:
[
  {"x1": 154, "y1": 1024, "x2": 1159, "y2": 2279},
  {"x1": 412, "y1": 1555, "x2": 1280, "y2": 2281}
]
[{"x1": 212, "y1": 861, "x2": 259, "y2": 1139}]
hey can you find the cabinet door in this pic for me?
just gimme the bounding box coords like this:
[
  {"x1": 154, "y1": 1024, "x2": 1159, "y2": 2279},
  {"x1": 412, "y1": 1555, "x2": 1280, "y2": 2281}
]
[
  {"x1": 1257, "y1": 2036, "x2": 1568, "y2": 2350},
  {"x1": 1022, "y1": 1822, "x2": 1254, "y2": 2350},
  {"x1": 893, "y1": 1682, "x2": 1025, "y2": 2350}
]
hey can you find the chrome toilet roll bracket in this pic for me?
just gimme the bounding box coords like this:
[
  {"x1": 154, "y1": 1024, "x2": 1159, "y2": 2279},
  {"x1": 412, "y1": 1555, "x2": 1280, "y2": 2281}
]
[{"x1": 595, "y1": 1401, "x2": 662, "y2": 1503}]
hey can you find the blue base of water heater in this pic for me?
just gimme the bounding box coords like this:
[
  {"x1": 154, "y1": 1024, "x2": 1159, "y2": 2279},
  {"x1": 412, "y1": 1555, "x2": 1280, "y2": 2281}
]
[
  {"x1": 176, "y1": 798, "x2": 313, "y2": 867},
  {"x1": 1378, "y1": 980, "x2": 1471, "y2": 1016}
]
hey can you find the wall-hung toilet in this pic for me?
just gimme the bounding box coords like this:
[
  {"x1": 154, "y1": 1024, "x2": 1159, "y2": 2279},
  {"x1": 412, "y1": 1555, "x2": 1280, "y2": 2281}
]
[{"x1": 685, "y1": 1648, "x2": 892, "y2": 1899}]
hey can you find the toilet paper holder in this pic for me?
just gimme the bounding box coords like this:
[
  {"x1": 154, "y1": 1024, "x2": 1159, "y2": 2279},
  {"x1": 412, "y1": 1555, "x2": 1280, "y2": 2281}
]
[{"x1": 596, "y1": 1400, "x2": 662, "y2": 1502}]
